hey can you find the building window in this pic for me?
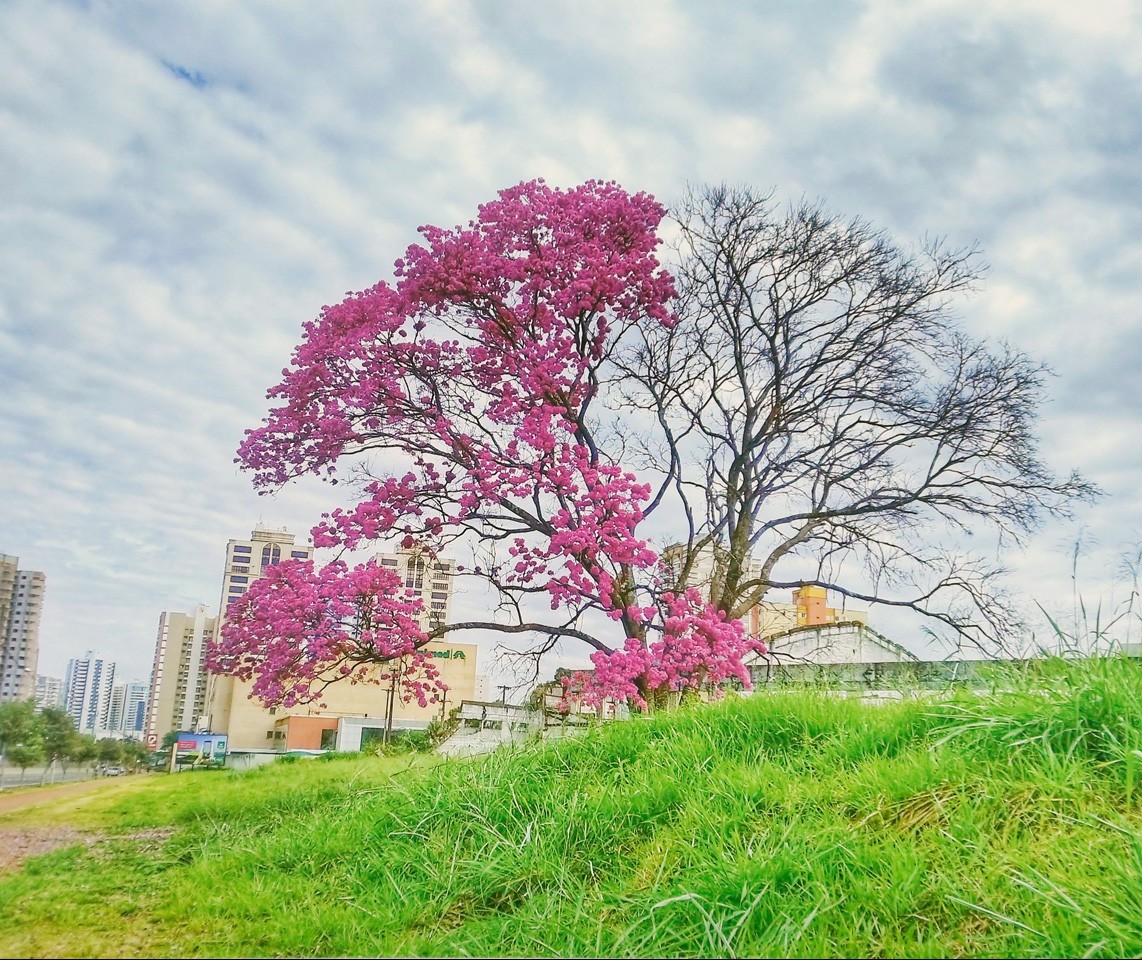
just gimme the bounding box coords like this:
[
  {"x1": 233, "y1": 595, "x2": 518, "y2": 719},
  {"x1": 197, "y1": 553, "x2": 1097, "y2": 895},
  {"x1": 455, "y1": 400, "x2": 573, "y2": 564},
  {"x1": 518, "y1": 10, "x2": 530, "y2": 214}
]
[
  {"x1": 261, "y1": 543, "x2": 281, "y2": 569},
  {"x1": 406, "y1": 558, "x2": 426, "y2": 591},
  {"x1": 290, "y1": 550, "x2": 309, "y2": 559},
  {"x1": 230, "y1": 576, "x2": 249, "y2": 584}
]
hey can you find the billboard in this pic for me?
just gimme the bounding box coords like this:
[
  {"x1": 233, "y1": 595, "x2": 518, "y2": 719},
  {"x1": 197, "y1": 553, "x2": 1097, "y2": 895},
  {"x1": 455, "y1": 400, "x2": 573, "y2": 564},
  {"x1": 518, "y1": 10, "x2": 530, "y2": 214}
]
[{"x1": 173, "y1": 732, "x2": 229, "y2": 767}]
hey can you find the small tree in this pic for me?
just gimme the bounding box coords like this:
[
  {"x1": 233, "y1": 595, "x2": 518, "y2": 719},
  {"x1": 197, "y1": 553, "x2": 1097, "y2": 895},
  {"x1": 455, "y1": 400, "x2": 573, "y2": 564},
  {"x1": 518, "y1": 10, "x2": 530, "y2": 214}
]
[
  {"x1": 0, "y1": 699, "x2": 39, "y2": 786},
  {"x1": 38, "y1": 707, "x2": 80, "y2": 782},
  {"x1": 96, "y1": 738, "x2": 124, "y2": 767},
  {"x1": 70, "y1": 734, "x2": 97, "y2": 774},
  {"x1": 7, "y1": 737, "x2": 42, "y2": 777}
]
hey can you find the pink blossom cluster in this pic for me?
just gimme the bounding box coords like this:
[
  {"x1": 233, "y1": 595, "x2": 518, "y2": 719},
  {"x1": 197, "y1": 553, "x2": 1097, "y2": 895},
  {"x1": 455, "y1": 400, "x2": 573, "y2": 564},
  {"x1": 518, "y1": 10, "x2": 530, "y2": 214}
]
[
  {"x1": 208, "y1": 558, "x2": 444, "y2": 709},
  {"x1": 232, "y1": 179, "x2": 765, "y2": 709},
  {"x1": 566, "y1": 588, "x2": 767, "y2": 711}
]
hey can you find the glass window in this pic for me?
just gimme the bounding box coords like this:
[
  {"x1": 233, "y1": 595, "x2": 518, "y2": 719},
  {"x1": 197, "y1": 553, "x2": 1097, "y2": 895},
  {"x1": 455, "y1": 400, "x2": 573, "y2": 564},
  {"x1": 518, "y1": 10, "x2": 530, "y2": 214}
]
[
  {"x1": 290, "y1": 550, "x2": 309, "y2": 558},
  {"x1": 261, "y1": 543, "x2": 281, "y2": 568},
  {"x1": 232, "y1": 545, "x2": 252, "y2": 554},
  {"x1": 230, "y1": 576, "x2": 249, "y2": 584},
  {"x1": 405, "y1": 558, "x2": 426, "y2": 590}
]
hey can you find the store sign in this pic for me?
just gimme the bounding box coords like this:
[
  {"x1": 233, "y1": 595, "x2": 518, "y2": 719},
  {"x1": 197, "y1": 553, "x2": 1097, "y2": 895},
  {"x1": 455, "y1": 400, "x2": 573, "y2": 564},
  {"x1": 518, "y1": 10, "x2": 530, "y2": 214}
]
[{"x1": 430, "y1": 649, "x2": 467, "y2": 660}]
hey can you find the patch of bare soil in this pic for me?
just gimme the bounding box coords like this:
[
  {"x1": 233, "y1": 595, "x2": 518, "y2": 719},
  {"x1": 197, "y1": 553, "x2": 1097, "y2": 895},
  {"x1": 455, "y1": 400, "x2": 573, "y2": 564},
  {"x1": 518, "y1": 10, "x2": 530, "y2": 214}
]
[
  {"x1": 0, "y1": 826, "x2": 176, "y2": 874},
  {"x1": 0, "y1": 825, "x2": 97, "y2": 872}
]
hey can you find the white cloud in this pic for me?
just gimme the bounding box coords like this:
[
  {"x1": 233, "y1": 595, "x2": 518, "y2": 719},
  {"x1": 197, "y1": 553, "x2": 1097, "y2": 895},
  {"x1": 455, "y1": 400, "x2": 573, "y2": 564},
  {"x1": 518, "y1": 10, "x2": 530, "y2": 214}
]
[{"x1": 1, "y1": 0, "x2": 1138, "y2": 687}]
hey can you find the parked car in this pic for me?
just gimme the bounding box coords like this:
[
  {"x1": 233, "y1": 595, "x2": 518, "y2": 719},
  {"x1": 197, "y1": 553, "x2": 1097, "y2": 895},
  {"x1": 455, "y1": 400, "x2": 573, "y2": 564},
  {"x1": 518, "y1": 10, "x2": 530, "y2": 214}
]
[{"x1": 102, "y1": 765, "x2": 125, "y2": 776}]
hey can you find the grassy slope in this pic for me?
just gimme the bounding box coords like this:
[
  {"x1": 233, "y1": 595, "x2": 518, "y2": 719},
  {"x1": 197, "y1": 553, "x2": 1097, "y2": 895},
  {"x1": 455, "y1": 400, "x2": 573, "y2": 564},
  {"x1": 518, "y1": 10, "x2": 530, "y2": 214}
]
[{"x1": 2, "y1": 657, "x2": 1141, "y2": 958}]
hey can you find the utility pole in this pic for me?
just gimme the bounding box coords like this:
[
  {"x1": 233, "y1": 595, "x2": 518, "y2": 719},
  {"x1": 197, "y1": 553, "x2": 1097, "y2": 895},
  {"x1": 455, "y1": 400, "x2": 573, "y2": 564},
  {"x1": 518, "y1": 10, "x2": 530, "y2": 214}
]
[
  {"x1": 383, "y1": 669, "x2": 398, "y2": 746},
  {"x1": 497, "y1": 684, "x2": 509, "y2": 705}
]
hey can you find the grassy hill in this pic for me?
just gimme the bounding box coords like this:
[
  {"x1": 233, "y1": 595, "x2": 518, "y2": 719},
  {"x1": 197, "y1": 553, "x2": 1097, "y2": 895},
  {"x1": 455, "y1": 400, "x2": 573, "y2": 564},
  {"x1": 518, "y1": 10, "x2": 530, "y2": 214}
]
[{"x1": 2, "y1": 656, "x2": 1141, "y2": 958}]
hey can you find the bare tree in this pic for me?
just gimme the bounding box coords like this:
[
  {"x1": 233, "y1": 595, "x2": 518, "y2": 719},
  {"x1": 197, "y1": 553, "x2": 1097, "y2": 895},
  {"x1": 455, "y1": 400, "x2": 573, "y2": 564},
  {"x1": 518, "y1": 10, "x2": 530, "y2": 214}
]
[{"x1": 618, "y1": 184, "x2": 1097, "y2": 654}]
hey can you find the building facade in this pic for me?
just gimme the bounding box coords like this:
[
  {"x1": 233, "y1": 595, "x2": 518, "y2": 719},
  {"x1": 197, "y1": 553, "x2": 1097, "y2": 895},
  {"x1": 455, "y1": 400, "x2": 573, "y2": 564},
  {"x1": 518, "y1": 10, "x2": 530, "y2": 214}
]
[
  {"x1": 216, "y1": 524, "x2": 314, "y2": 617},
  {"x1": 750, "y1": 585, "x2": 868, "y2": 639},
  {"x1": 143, "y1": 605, "x2": 218, "y2": 749},
  {"x1": 0, "y1": 554, "x2": 46, "y2": 703},
  {"x1": 35, "y1": 674, "x2": 64, "y2": 710},
  {"x1": 109, "y1": 680, "x2": 149, "y2": 739},
  {"x1": 658, "y1": 545, "x2": 868, "y2": 643},
  {"x1": 64, "y1": 651, "x2": 117, "y2": 738},
  {"x1": 205, "y1": 540, "x2": 479, "y2": 753}
]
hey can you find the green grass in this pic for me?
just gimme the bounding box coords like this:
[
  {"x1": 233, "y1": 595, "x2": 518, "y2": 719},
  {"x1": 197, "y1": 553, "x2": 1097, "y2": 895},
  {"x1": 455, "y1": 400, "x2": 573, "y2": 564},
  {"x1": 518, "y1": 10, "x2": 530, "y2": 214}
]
[{"x1": 2, "y1": 657, "x2": 1142, "y2": 957}]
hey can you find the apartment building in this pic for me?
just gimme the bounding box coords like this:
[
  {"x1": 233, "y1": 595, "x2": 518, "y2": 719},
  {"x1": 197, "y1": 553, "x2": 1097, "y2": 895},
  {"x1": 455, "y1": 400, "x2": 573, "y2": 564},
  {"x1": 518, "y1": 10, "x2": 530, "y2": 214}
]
[{"x1": 0, "y1": 554, "x2": 46, "y2": 702}]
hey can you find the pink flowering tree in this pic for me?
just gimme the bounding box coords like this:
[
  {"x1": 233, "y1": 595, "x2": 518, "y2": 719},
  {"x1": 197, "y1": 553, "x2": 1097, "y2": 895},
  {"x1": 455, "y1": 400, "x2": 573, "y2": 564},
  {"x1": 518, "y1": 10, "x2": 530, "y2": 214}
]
[
  {"x1": 222, "y1": 179, "x2": 1091, "y2": 710},
  {"x1": 224, "y1": 179, "x2": 762, "y2": 711}
]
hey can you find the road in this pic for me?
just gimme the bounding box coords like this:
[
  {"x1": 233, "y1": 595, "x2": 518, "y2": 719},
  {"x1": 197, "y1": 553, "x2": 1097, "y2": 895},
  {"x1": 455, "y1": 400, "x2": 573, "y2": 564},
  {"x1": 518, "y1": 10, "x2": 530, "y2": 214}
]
[{"x1": 0, "y1": 762, "x2": 104, "y2": 791}]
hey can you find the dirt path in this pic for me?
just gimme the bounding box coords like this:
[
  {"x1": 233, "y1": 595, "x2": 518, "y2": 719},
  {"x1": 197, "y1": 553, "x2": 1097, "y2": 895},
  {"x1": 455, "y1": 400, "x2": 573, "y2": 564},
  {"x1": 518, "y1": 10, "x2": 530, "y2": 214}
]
[
  {"x1": 0, "y1": 778, "x2": 145, "y2": 873},
  {"x1": 0, "y1": 777, "x2": 124, "y2": 815}
]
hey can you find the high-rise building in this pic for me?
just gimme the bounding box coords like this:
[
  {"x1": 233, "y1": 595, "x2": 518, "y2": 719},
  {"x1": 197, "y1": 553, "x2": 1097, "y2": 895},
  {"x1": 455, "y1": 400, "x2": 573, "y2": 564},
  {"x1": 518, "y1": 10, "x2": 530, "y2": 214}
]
[
  {"x1": 109, "y1": 680, "x2": 149, "y2": 739},
  {"x1": 376, "y1": 546, "x2": 455, "y2": 631},
  {"x1": 64, "y1": 651, "x2": 117, "y2": 738},
  {"x1": 202, "y1": 525, "x2": 313, "y2": 737},
  {"x1": 217, "y1": 524, "x2": 314, "y2": 615},
  {"x1": 0, "y1": 554, "x2": 46, "y2": 702},
  {"x1": 35, "y1": 674, "x2": 64, "y2": 710},
  {"x1": 143, "y1": 605, "x2": 217, "y2": 748}
]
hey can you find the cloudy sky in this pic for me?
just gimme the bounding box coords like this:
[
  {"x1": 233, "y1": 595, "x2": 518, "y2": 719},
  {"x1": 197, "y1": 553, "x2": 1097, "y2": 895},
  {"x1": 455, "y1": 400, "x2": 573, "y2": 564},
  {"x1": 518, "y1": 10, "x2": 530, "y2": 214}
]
[{"x1": 3, "y1": 0, "x2": 1141, "y2": 689}]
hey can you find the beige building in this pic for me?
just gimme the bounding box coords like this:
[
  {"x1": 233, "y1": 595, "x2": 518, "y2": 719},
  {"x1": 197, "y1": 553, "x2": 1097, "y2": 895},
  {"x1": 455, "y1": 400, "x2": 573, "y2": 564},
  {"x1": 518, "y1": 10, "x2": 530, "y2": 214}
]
[
  {"x1": 749, "y1": 585, "x2": 868, "y2": 638},
  {"x1": 143, "y1": 604, "x2": 218, "y2": 748},
  {"x1": 0, "y1": 554, "x2": 46, "y2": 703},
  {"x1": 210, "y1": 639, "x2": 479, "y2": 752},
  {"x1": 143, "y1": 525, "x2": 312, "y2": 748},
  {"x1": 205, "y1": 541, "x2": 477, "y2": 754},
  {"x1": 217, "y1": 524, "x2": 314, "y2": 615}
]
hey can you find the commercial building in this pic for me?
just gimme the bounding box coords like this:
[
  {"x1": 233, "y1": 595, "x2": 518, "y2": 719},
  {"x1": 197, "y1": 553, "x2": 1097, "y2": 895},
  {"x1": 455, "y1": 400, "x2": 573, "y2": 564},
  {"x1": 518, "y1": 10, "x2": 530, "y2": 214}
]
[
  {"x1": 215, "y1": 639, "x2": 480, "y2": 755},
  {"x1": 749, "y1": 584, "x2": 868, "y2": 639},
  {"x1": 64, "y1": 650, "x2": 117, "y2": 738},
  {"x1": 204, "y1": 540, "x2": 481, "y2": 755},
  {"x1": 0, "y1": 554, "x2": 46, "y2": 703},
  {"x1": 145, "y1": 525, "x2": 312, "y2": 750},
  {"x1": 658, "y1": 544, "x2": 868, "y2": 643}
]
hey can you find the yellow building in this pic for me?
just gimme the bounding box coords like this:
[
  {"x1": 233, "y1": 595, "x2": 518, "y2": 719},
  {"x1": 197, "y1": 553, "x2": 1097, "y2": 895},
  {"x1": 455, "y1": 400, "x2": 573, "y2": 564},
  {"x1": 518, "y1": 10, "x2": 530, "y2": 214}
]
[
  {"x1": 202, "y1": 532, "x2": 476, "y2": 755},
  {"x1": 750, "y1": 585, "x2": 868, "y2": 639},
  {"x1": 206, "y1": 639, "x2": 478, "y2": 752}
]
